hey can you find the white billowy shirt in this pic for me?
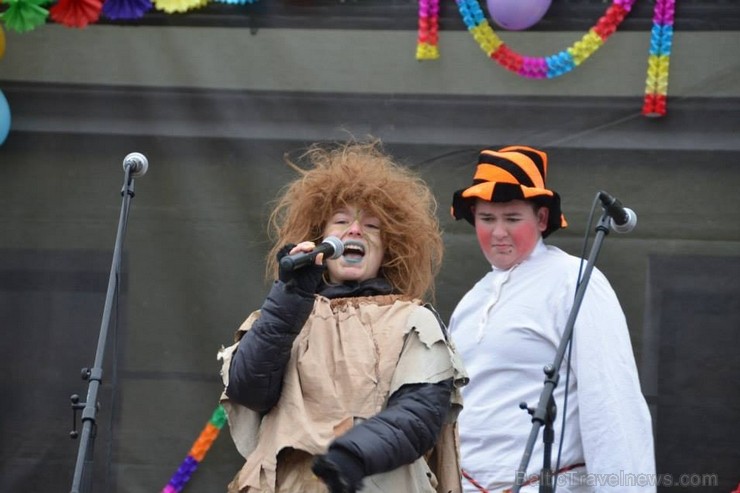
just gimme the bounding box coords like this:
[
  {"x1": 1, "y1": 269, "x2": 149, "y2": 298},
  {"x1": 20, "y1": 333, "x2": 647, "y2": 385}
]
[{"x1": 450, "y1": 240, "x2": 655, "y2": 493}]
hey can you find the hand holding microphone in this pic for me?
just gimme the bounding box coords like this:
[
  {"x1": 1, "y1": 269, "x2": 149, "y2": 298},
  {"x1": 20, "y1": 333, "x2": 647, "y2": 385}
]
[
  {"x1": 277, "y1": 237, "x2": 344, "y2": 294},
  {"x1": 279, "y1": 236, "x2": 344, "y2": 271}
]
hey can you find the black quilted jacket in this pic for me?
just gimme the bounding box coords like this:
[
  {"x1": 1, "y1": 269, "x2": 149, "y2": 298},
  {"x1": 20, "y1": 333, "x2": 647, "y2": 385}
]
[{"x1": 225, "y1": 278, "x2": 453, "y2": 482}]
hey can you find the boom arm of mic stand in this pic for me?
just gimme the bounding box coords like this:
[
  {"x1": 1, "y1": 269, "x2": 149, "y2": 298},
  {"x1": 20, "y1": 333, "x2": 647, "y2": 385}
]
[
  {"x1": 512, "y1": 212, "x2": 612, "y2": 493},
  {"x1": 69, "y1": 168, "x2": 137, "y2": 493}
]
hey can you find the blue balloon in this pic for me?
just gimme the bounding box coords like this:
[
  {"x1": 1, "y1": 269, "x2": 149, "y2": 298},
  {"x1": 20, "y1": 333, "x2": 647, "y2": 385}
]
[{"x1": 0, "y1": 90, "x2": 10, "y2": 146}]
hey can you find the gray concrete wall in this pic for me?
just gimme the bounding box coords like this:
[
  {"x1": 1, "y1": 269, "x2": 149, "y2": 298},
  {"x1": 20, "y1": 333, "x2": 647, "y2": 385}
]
[
  {"x1": 3, "y1": 26, "x2": 740, "y2": 97},
  {"x1": 1, "y1": 14, "x2": 739, "y2": 493}
]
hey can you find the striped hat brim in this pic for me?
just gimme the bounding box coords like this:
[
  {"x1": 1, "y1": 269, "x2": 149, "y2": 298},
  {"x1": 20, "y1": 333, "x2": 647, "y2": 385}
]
[{"x1": 451, "y1": 146, "x2": 567, "y2": 238}]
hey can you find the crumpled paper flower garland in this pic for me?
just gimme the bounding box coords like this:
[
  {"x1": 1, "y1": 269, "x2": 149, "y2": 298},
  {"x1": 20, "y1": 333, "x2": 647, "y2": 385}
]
[
  {"x1": 417, "y1": 0, "x2": 676, "y2": 116},
  {"x1": 161, "y1": 404, "x2": 227, "y2": 493},
  {"x1": 642, "y1": 0, "x2": 675, "y2": 117},
  {"x1": 416, "y1": 0, "x2": 440, "y2": 60},
  {"x1": 418, "y1": 0, "x2": 636, "y2": 80}
]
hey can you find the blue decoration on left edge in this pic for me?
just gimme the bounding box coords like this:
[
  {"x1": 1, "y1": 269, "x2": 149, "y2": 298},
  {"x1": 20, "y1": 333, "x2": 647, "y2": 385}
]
[{"x1": 0, "y1": 90, "x2": 10, "y2": 146}]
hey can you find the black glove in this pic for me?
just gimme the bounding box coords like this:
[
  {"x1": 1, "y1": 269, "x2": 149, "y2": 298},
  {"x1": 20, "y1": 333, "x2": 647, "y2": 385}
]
[
  {"x1": 312, "y1": 452, "x2": 364, "y2": 493},
  {"x1": 277, "y1": 243, "x2": 326, "y2": 295}
]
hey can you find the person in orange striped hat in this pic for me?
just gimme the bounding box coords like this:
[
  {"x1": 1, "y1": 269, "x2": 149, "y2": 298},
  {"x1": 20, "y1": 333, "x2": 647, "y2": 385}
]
[{"x1": 448, "y1": 146, "x2": 655, "y2": 492}]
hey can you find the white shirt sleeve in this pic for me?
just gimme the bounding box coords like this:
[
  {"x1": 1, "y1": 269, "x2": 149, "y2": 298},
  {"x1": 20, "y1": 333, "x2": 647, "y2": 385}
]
[{"x1": 571, "y1": 267, "x2": 656, "y2": 490}]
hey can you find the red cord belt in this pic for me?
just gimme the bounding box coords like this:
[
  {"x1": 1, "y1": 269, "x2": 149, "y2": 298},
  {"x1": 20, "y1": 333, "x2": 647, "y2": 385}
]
[{"x1": 462, "y1": 463, "x2": 586, "y2": 493}]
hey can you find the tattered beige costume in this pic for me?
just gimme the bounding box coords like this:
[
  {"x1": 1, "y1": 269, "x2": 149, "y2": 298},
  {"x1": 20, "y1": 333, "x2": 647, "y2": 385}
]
[{"x1": 218, "y1": 294, "x2": 468, "y2": 493}]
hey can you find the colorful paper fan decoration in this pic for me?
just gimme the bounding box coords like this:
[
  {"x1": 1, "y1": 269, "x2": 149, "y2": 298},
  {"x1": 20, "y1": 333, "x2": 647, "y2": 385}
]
[
  {"x1": 50, "y1": 0, "x2": 103, "y2": 28},
  {"x1": 161, "y1": 404, "x2": 227, "y2": 493},
  {"x1": 0, "y1": 0, "x2": 50, "y2": 33},
  {"x1": 153, "y1": 0, "x2": 208, "y2": 14},
  {"x1": 416, "y1": 0, "x2": 440, "y2": 60},
  {"x1": 212, "y1": 0, "x2": 257, "y2": 5},
  {"x1": 642, "y1": 0, "x2": 675, "y2": 117},
  {"x1": 102, "y1": 0, "x2": 152, "y2": 20}
]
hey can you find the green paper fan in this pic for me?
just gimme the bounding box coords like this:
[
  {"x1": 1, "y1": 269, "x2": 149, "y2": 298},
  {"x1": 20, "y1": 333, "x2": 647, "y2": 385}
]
[{"x1": 1, "y1": 0, "x2": 50, "y2": 33}]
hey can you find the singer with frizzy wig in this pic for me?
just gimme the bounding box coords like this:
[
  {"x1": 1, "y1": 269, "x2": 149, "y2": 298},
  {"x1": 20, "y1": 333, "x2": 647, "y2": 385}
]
[{"x1": 218, "y1": 139, "x2": 469, "y2": 493}]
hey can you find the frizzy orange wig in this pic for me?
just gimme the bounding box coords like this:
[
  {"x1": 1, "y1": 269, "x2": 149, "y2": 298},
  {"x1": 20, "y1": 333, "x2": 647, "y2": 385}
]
[{"x1": 265, "y1": 140, "x2": 443, "y2": 301}]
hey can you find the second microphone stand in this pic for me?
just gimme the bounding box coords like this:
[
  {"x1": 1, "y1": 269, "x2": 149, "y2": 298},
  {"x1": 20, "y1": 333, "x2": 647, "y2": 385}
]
[
  {"x1": 69, "y1": 165, "x2": 139, "y2": 493},
  {"x1": 512, "y1": 211, "x2": 614, "y2": 493}
]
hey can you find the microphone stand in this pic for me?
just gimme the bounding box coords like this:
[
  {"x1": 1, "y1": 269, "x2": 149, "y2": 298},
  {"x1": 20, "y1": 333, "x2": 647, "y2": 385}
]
[
  {"x1": 512, "y1": 211, "x2": 613, "y2": 493},
  {"x1": 69, "y1": 164, "x2": 139, "y2": 493}
]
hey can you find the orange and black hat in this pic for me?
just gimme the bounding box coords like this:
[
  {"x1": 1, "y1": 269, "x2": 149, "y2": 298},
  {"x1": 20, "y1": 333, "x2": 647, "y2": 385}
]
[{"x1": 451, "y1": 145, "x2": 568, "y2": 238}]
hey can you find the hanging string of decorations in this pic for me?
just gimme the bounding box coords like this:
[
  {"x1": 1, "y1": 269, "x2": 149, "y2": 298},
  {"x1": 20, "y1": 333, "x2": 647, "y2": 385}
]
[
  {"x1": 417, "y1": 0, "x2": 636, "y2": 79},
  {"x1": 0, "y1": 0, "x2": 257, "y2": 31},
  {"x1": 417, "y1": 0, "x2": 674, "y2": 116},
  {"x1": 416, "y1": 0, "x2": 441, "y2": 60},
  {"x1": 642, "y1": 0, "x2": 675, "y2": 117},
  {"x1": 1, "y1": 0, "x2": 676, "y2": 118},
  {"x1": 161, "y1": 404, "x2": 227, "y2": 493}
]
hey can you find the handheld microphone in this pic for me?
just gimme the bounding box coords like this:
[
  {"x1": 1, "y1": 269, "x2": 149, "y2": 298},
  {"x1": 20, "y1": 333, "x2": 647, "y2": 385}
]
[
  {"x1": 279, "y1": 236, "x2": 344, "y2": 272},
  {"x1": 598, "y1": 191, "x2": 637, "y2": 233},
  {"x1": 122, "y1": 152, "x2": 149, "y2": 178}
]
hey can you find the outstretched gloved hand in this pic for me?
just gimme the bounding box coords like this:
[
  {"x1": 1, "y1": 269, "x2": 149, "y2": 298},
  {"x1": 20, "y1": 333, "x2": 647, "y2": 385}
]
[
  {"x1": 277, "y1": 243, "x2": 326, "y2": 295},
  {"x1": 312, "y1": 452, "x2": 364, "y2": 493}
]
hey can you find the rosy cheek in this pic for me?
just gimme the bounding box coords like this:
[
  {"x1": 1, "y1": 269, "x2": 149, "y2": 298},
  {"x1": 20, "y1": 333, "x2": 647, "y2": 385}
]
[
  {"x1": 475, "y1": 226, "x2": 490, "y2": 250},
  {"x1": 510, "y1": 223, "x2": 538, "y2": 252}
]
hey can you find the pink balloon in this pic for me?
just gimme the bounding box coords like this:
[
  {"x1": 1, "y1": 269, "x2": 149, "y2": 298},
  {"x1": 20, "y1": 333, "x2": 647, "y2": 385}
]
[{"x1": 486, "y1": 0, "x2": 552, "y2": 31}]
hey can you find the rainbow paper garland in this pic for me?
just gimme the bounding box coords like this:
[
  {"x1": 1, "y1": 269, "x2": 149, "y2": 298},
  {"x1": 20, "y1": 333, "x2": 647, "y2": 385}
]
[
  {"x1": 416, "y1": 0, "x2": 440, "y2": 60},
  {"x1": 642, "y1": 0, "x2": 675, "y2": 117},
  {"x1": 161, "y1": 404, "x2": 227, "y2": 493},
  {"x1": 418, "y1": 0, "x2": 636, "y2": 80}
]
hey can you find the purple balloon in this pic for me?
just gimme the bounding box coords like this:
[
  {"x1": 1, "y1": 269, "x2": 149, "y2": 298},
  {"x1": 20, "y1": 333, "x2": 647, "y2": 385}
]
[{"x1": 486, "y1": 0, "x2": 552, "y2": 31}]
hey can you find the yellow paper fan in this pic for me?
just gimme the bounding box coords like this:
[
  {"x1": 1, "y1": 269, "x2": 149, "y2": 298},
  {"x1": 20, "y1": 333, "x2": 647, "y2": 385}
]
[{"x1": 153, "y1": 0, "x2": 207, "y2": 14}]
